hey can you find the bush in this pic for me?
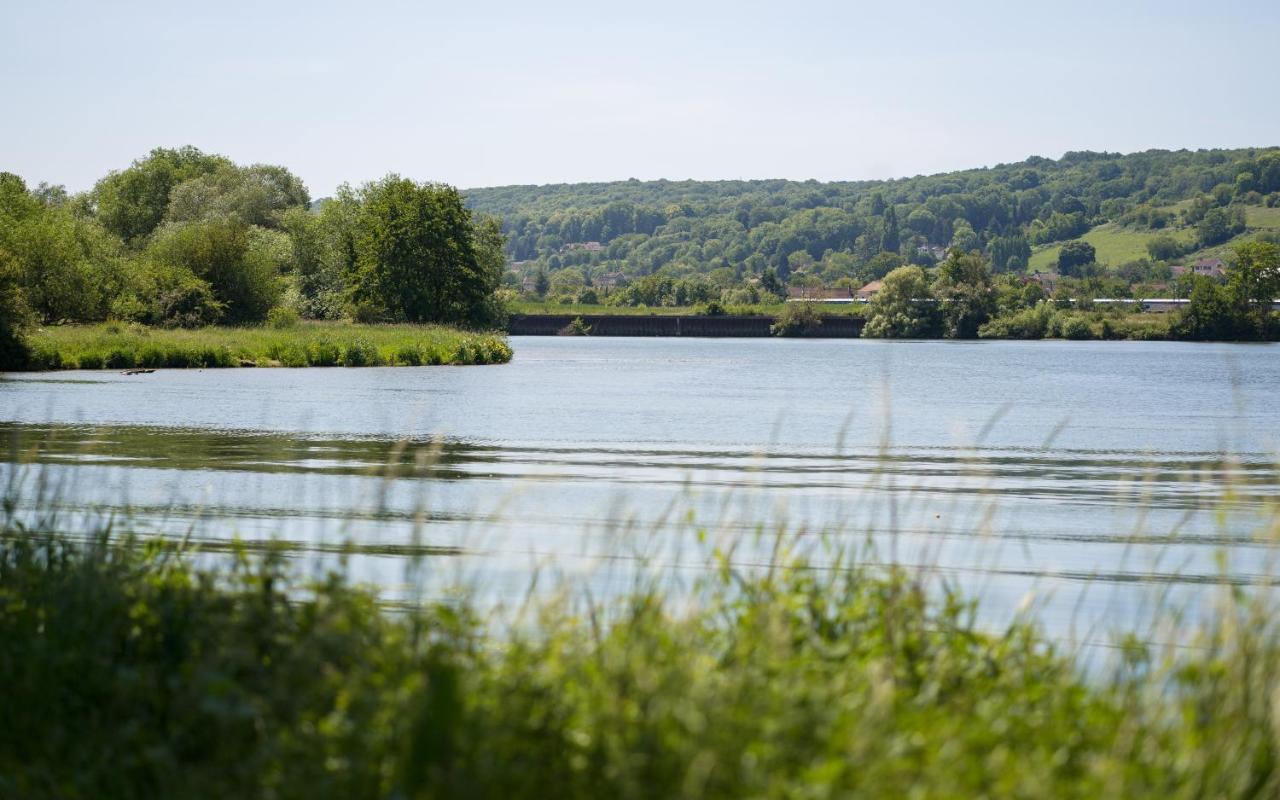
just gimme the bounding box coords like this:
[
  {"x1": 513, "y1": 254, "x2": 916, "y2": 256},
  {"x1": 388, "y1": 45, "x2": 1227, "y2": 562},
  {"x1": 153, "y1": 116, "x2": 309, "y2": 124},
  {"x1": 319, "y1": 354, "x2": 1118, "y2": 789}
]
[
  {"x1": 558, "y1": 317, "x2": 591, "y2": 336},
  {"x1": 340, "y1": 339, "x2": 380, "y2": 367},
  {"x1": 349, "y1": 301, "x2": 383, "y2": 324},
  {"x1": 770, "y1": 302, "x2": 822, "y2": 336},
  {"x1": 266, "y1": 306, "x2": 300, "y2": 329},
  {"x1": 978, "y1": 303, "x2": 1054, "y2": 339},
  {"x1": 1058, "y1": 315, "x2": 1096, "y2": 340},
  {"x1": 306, "y1": 339, "x2": 341, "y2": 367},
  {"x1": 394, "y1": 344, "x2": 423, "y2": 366},
  {"x1": 145, "y1": 220, "x2": 280, "y2": 323}
]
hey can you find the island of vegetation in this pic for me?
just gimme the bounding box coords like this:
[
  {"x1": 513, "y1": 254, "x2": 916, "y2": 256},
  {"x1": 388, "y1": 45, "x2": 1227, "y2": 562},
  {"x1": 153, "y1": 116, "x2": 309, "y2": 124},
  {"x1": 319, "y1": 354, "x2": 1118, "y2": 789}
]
[
  {"x1": 0, "y1": 147, "x2": 510, "y2": 370},
  {"x1": 472, "y1": 147, "x2": 1280, "y2": 341}
]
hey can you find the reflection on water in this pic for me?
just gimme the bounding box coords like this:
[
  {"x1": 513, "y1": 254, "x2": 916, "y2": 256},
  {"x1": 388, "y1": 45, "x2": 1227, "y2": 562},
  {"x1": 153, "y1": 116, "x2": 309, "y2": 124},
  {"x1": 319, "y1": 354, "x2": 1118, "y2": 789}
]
[{"x1": 3, "y1": 337, "x2": 1279, "y2": 641}]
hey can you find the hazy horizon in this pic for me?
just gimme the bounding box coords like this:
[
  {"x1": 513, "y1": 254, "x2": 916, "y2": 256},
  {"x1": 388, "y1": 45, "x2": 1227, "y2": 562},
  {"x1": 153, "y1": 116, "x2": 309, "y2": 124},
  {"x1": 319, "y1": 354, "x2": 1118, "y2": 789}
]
[{"x1": 6, "y1": 0, "x2": 1279, "y2": 196}]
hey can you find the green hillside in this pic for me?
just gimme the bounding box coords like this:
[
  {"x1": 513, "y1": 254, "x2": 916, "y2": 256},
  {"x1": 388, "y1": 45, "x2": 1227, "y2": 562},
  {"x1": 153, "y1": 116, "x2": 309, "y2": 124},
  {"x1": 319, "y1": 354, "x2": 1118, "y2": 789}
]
[
  {"x1": 1028, "y1": 204, "x2": 1280, "y2": 272},
  {"x1": 463, "y1": 148, "x2": 1280, "y2": 297},
  {"x1": 1028, "y1": 222, "x2": 1195, "y2": 271}
]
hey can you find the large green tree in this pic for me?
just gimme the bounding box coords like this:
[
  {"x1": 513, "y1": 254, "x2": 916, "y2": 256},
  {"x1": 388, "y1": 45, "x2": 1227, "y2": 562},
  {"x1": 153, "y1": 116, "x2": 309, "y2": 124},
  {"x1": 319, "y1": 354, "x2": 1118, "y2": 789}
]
[
  {"x1": 91, "y1": 147, "x2": 231, "y2": 243},
  {"x1": 348, "y1": 177, "x2": 501, "y2": 327},
  {"x1": 933, "y1": 251, "x2": 996, "y2": 338},
  {"x1": 863, "y1": 265, "x2": 939, "y2": 338},
  {"x1": 1056, "y1": 240, "x2": 1097, "y2": 277},
  {"x1": 1225, "y1": 241, "x2": 1280, "y2": 336},
  {"x1": 165, "y1": 164, "x2": 310, "y2": 229},
  {"x1": 146, "y1": 220, "x2": 280, "y2": 323}
]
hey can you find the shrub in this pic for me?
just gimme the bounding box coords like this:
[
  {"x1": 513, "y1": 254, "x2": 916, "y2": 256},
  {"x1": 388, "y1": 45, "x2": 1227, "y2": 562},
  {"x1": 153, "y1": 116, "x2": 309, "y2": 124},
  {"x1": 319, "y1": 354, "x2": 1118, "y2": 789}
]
[
  {"x1": 770, "y1": 302, "x2": 822, "y2": 336},
  {"x1": 1059, "y1": 315, "x2": 1096, "y2": 340},
  {"x1": 306, "y1": 339, "x2": 341, "y2": 367},
  {"x1": 266, "y1": 306, "x2": 300, "y2": 329},
  {"x1": 349, "y1": 301, "x2": 383, "y2": 324},
  {"x1": 978, "y1": 303, "x2": 1054, "y2": 339},
  {"x1": 145, "y1": 219, "x2": 279, "y2": 323},
  {"x1": 340, "y1": 339, "x2": 380, "y2": 367},
  {"x1": 558, "y1": 317, "x2": 591, "y2": 336},
  {"x1": 394, "y1": 344, "x2": 423, "y2": 366}
]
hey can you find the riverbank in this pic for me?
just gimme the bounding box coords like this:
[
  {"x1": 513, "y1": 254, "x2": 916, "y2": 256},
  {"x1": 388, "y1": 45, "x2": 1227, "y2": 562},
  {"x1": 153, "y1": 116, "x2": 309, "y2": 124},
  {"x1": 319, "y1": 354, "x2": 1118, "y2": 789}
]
[
  {"x1": 509, "y1": 312, "x2": 863, "y2": 337},
  {"x1": 509, "y1": 300, "x2": 867, "y2": 317},
  {"x1": 3, "y1": 522, "x2": 1279, "y2": 798},
  {"x1": 19, "y1": 322, "x2": 512, "y2": 370}
]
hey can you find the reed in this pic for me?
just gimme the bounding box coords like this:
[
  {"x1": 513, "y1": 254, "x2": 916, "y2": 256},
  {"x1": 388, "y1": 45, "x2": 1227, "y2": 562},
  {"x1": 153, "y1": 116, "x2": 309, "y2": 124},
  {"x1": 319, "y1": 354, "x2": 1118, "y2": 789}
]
[
  {"x1": 20, "y1": 321, "x2": 513, "y2": 370},
  {"x1": 2, "y1": 509, "x2": 1280, "y2": 798}
]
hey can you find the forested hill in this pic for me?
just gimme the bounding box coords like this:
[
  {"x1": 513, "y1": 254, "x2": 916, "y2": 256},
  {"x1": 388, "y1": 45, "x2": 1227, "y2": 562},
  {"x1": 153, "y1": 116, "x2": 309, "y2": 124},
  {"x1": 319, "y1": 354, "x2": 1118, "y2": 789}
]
[{"x1": 463, "y1": 148, "x2": 1280, "y2": 287}]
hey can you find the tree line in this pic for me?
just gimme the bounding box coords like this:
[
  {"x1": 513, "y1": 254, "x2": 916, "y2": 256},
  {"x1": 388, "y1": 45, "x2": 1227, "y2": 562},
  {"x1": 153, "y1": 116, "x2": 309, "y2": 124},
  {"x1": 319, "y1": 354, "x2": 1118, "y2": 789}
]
[
  {"x1": 862, "y1": 242, "x2": 1280, "y2": 341},
  {"x1": 466, "y1": 148, "x2": 1280, "y2": 302},
  {"x1": 0, "y1": 147, "x2": 505, "y2": 366}
]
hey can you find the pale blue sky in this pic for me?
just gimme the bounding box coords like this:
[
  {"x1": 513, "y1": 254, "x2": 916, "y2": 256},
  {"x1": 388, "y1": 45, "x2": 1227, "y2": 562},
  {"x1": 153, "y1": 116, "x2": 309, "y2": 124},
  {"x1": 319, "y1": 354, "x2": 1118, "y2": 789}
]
[{"x1": 4, "y1": 0, "x2": 1278, "y2": 196}]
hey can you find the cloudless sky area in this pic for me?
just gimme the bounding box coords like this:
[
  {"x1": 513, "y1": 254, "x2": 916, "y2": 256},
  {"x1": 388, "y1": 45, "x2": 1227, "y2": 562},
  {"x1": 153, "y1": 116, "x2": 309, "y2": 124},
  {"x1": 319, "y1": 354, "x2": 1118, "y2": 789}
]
[{"x1": 4, "y1": 0, "x2": 1278, "y2": 197}]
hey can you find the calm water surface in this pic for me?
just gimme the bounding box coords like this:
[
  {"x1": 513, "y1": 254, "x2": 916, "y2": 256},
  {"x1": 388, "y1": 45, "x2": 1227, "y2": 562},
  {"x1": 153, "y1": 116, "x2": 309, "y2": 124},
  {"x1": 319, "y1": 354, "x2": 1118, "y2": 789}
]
[{"x1": 3, "y1": 337, "x2": 1279, "y2": 641}]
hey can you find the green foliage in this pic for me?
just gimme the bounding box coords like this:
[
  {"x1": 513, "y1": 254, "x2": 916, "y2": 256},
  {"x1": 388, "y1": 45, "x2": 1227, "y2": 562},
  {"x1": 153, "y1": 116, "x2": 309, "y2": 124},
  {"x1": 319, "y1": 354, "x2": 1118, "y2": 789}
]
[
  {"x1": 977, "y1": 302, "x2": 1055, "y2": 339},
  {"x1": 1146, "y1": 233, "x2": 1188, "y2": 262},
  {"x1": 0, "y1": 249, "x2": 33, "y2": 369},
  {"x1": 146, "y1": 220, "x2": 281, "y2": 323},
  {"x1": 988, "y1": 234, "x2": 1030, "y2": 272},
  {"x1": 560, "y1": 317, "x2": 592, "y2": 336},
  {"x1": 469, "y1": 149, "x2": 1280, "y2": 309},
  {"x1": 0, "y1": 196, "x2": 125, "y2": 322},
  {"x1": 266, "y1": 305, "x2": 301, "y2": 329},
  {"x1": 348, "y1": 178, "x2": 501, "y2": 328},
  {"x1": 164, "y1": 163, "x2": 310, "y2": 228},
  {"x1": 1056, "y1": 239, "x2": 1097, "y2": 277},
  {"x1": 1226, "y1": 240, "x2": 1280, "y2": 311},
  {"x1": 21, "y1": 322, "x2": 511, "y2": 370},
  {"x1": 1173, "y1": 242, "x2": 1280, "y2": 340},
  {"x1": 3, "y1": 149, "x2": 505, "y2": 334},
  {"x1": 91, "y1": 146, "x2": 232, "y2": 242},
  {"x1": 769, "y1": 302, "x2": 822, "y2": 336},
  {"x1": 933, "y1": 250, "x2": 995, "y2": 338},
  {"x1": 1198, "y1": 206, "x2": 1247, "y2": 247},
  {"x1": 611, "y1": 273, "x2": 716, "y2": 307},
  {"x1": 863, "y1": 265, "x2": 938, "y2": 338},
  {"x1": 8, "y1": 524, "x2": 1280, "y2": 798}
]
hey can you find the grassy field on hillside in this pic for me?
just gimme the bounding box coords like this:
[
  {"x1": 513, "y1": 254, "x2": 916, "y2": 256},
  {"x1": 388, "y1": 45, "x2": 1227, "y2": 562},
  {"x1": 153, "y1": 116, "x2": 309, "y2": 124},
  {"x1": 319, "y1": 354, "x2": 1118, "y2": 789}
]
[
  {"x1": 21, "y1": 322, "x2": 512, "y2": 370},
  {"x1": 1028, "y1": 223, "x2": 1197, "y2": 271},
  {"x1": 1030, "y1": 205, "x2": 1280, "y2": 273}
]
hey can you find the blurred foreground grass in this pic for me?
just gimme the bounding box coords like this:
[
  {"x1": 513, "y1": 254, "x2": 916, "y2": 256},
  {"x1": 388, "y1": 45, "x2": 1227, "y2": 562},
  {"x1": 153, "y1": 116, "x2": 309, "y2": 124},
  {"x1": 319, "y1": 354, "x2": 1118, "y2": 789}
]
[
  {"x1": 20, "y1": 321, "x2": 512, "y2": 370},
  {"x1": 4, "y1": 512, "x2": 1280, "y2": 799}
]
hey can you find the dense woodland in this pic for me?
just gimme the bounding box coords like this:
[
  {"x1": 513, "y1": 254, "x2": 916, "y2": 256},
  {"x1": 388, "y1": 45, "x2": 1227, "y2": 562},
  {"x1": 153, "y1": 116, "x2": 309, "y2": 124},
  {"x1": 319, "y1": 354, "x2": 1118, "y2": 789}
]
[
  {"x1": 0, "y1": 147, "x2": 504, "y2": 366},
  {"x1": 466, "y1": 147, "x2": 1280, "y2": 309}
]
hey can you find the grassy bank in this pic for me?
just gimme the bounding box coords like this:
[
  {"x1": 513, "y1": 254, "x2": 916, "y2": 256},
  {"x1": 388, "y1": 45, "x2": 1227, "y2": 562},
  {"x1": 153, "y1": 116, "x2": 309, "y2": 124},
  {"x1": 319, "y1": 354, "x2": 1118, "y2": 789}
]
[
  {"x1": 20, "y1": 322, "x2": 512, "y2": 370},
  {"x1": 4, "y1": 521, "x2": 1280, "y2": 798}
]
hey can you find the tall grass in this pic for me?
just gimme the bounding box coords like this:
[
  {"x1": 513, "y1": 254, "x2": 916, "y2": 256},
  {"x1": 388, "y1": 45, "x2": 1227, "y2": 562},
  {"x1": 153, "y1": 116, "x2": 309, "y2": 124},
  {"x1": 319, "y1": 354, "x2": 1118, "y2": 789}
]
[
  {"x1": 21, "y1": 322, "x2": 513, "y2": 370},
  {"x1": 3, "y1": 507, "x2": 1280, "y2": 798}
]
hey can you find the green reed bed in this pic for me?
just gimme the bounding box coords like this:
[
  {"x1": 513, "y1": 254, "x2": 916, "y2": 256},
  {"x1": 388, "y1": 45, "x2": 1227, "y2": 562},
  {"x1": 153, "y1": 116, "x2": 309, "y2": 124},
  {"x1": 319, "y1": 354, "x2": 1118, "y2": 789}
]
[
  {"x1": 21, "y1": 322, "x2": 513, "y2": 370},
  {"x1": 3, "y1": 520, "x2": 1280, "y2": 799}
]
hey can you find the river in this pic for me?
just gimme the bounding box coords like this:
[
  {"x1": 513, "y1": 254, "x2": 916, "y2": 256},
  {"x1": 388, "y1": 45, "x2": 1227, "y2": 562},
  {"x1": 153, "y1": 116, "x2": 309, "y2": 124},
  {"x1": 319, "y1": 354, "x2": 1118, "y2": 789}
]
[{"x1": 3, "y1": 337, "x2": 1278, "y2": 645}]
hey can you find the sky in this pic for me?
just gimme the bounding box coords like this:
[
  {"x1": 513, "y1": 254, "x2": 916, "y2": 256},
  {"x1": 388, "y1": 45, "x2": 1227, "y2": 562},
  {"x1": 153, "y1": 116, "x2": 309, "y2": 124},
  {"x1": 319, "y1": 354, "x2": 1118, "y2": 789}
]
[{"x1": 4, "y1": 0, "x2": 1279, "y2": 197}]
